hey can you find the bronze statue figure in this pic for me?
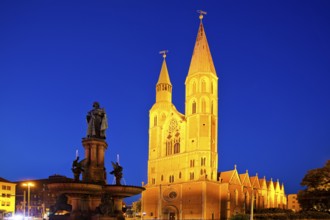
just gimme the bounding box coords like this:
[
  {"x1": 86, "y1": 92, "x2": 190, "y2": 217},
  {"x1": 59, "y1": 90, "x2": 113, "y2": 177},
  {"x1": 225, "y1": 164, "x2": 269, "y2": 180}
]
[
  {"x1": 86, "y1": 102, "x2": 108, "y2": 139},
  {"x1": 49, "y1": 194, "x2": 72, "y2": 216},
  {"x1": 110, "y1": 162, "x2": 123, "y2": 185},
  {"x1": 72, "y1": 157, "x2": 85, "y2": 182},
  {"x1": 95, "y1": 194, "x2": 114, "y2": 216}
]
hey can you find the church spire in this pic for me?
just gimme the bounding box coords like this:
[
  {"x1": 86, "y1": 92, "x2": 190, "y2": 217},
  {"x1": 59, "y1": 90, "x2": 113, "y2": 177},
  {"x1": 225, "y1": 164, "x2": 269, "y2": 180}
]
[
  {"x1": 156, "y1": 50, "x2": 172, "y2": 103},
  {"x1": 187, "y1": 11, "x2": 216, "y2": 77}
]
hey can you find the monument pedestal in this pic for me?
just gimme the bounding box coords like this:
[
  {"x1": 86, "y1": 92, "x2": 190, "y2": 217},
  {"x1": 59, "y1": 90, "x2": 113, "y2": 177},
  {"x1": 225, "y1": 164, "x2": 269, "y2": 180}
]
[{"x1": 82, "y1": 138, "x2": 108, "y2": 183}]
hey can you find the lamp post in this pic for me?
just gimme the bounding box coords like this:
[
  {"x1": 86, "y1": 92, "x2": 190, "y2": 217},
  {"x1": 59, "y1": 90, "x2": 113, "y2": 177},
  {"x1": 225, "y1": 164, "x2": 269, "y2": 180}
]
[
  {"x1": 243, "y1": 186, "x2": 256, "y2": 220},
  {"x1": 22, "y1": 182, "x2": 34, "y2": 218}
]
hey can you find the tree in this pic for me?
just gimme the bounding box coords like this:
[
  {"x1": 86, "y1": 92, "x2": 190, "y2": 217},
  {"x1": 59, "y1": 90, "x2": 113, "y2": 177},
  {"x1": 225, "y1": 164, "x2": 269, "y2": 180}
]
[{"x1": 298, "y1": 160, "x2": 330, "y2": 212}]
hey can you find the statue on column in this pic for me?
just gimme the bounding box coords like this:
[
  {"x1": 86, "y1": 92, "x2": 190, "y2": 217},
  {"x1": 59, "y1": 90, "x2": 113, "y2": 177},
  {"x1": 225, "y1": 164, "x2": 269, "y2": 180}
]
[{"x1": 86, "y1": 102, "x2": 108, "y2": 139}]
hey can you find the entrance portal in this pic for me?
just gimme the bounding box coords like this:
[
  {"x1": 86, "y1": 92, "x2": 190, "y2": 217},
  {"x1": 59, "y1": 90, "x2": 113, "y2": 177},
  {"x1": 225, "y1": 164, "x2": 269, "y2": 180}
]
[
  {"x1": 162, "y1": 205, "x2": 178, "y2": 220},
  {"x1": 169, "y1": 212, "x2": 175, "y2": 220}
]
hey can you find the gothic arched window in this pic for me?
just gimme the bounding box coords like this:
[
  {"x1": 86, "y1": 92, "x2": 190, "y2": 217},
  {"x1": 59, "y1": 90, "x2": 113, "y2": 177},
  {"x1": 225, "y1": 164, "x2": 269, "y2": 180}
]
[
  {"x1": 192, "y1": 81, "x2": 197, "y2": 94},
  {"x1": 174, "y1": 143, "x2": 180, "y2": 154},
  {"x1": 154, "y1": 115, "x2": 157, "y2": 126},
  {"x1": 166, "y1": 141, "x2": 172, "y2": 156},
  {"x1": 201, "y1": 79, "x2": 206, "y2": 92},
  {"x1": 192, "y1": 101, "x2": 197, "y2": 114},
  {"x1": 201, "y1": 99, "x2": 206, "y2": 113},
  {"x1": 211, "y1": 82, "x2": 213, "y2": 94},
  {"x1": 211, "y1": 101, "x2": 214, "y2": 114}
]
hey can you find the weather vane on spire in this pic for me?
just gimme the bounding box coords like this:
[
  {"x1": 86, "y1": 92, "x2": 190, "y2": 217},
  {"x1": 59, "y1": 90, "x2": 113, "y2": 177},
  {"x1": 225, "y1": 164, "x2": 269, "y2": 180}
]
[
  {"x1": 159, "y1": 50, "x2": 169, "y2": 59},
  {"x1": 197, "y1": 10, "x2": 207, "y2": 20}
]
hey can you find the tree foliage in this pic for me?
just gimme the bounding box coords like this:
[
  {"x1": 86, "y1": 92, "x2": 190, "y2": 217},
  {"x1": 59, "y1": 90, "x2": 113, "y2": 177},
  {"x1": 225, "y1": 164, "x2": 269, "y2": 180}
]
[{"x1": 297, "y1": 160, "x2": 330, "y2": 212}]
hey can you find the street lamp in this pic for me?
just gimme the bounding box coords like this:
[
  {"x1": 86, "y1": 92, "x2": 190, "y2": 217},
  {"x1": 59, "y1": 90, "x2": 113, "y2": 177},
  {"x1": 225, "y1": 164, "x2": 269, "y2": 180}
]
[
  {"x1": 22, "y1": 182, "x2": 34, "y2": 218},
  {"x1": 243, "y1": 186, "x2": 256, "y2": 220}
]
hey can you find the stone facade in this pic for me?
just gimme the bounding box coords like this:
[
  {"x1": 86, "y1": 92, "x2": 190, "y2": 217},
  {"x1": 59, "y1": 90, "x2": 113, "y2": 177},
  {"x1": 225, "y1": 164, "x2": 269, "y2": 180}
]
[
  {"x1": 141, "y1": 15, "x2": 286, "y2": 220},
  {"x1": 0, "y1": 177, "x2": 16, "y2": 218}
]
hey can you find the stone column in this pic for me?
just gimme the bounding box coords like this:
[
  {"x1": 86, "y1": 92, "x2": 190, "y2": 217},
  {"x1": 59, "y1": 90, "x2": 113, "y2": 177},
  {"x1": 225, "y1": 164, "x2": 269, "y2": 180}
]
[{"x1": 82, "y1": 138, "x2": 108, "y2": 183}]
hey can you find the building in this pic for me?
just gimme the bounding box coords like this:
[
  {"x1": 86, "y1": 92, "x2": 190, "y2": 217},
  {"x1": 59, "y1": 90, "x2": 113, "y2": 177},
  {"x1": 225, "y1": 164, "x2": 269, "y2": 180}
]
[
  {"x1": 141, "y1": 14, "x2": 286, "y2": 220},
  {"x1": 0, "y1": 177, "x2": 16, "y2": 218},
  {"x1": 15, "y1": 175, "x2": 72, "y2": 218},
  {"x1": 287, "y1": 194, "x2": 301, "y2": 212}
]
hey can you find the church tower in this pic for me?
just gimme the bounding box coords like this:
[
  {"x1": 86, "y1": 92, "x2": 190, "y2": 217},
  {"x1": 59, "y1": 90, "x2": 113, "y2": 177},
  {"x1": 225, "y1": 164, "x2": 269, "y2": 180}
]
[
  {"x1": 142, "y1": 12, "x2": 286, "y2": 220},
  {"x1": 184, "y1": 13, "x2": 218, "y2": 181},
  {"x1": 142, "y1": 13, "x2": 221, "y2": 220}
]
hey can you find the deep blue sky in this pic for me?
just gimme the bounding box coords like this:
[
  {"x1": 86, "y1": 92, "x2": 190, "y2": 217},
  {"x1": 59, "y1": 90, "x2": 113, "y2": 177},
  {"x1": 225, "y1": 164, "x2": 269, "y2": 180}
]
[{"x1": 1, "y1": 0, "x2": 329, "y2": 203}]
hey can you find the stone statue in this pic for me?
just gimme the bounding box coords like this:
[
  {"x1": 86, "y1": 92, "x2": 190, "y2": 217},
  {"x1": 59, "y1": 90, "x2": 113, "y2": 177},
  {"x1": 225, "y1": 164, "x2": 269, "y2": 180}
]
[
  {"x1": 72, "y1": 157, "x2": 85, "y2": 182},
  {"x1": 86, "y1": 102, "x2": 108, "y2": 139},
  {"x1": 95, "y1": 194, "x2": 114, "y2": 216},
  {"x1": 49, "y1": 194, "x2": 72, "y2": 217},
  {"x1": 110, "y1": 162, "x2": 123, "y2": 185}
]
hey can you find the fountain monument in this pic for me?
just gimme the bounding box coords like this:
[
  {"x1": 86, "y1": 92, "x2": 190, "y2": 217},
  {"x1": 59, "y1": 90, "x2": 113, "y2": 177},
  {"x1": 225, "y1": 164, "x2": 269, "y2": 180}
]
[{"x1": 47, "y1": 102, "x2": 144, "y2": 220}]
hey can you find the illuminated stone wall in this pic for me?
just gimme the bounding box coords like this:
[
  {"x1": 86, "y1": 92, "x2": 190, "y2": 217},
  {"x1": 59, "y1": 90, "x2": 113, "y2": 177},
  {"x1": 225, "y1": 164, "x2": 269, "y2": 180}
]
[
  {"x1": 0, "y1": 178, "x2": 16, "y2": 217},
  {"x1": 142, "y1": 15, "x2": 286, "y2": 220}
]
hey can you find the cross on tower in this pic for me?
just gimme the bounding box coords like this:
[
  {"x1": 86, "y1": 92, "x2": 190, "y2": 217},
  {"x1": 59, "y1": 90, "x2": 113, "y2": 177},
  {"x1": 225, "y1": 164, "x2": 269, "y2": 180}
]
[
  {"x1": 197, "y1": 10, "x2": 207, "y2": 20},
  {"x1": 159, "y1": 50, "x2": 169, "y2": 59}
]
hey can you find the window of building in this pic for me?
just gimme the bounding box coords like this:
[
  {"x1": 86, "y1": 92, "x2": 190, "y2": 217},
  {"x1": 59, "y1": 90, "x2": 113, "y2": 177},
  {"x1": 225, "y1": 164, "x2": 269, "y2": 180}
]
[
  {"x1": 211, "y1": 101, "x2": 214, "y2": 114},
  {"x1": 154, "y1": 116, "x2": 157, "y2": 126},
  {"x1": 192, "y1": 81, "x2": 197, "y2": 94},
  {"x1": 235, "y1": 190, "x2": 238, "y2": 205},
  {"x1": 1, "y1": 185, "x2": 5, "y2": 190},
  {"x1": 190, "y1": 172, "x2": 194, "y2": 180},
  {"x1": 161, "y1": 175, "x2": 163, "y2": 181},
  {"x1": 201, "y1": 80, "x2": 206, "y2": 92},
  {"x1": 6, "y1": 186, "x2": 10, "y2": 190},
  {"x1": 190, "y1": 160, "x2": 195, "y2": 167},
  {"x1": 201, "y1": 99, "x2": 206, "y2": 113},
  {"x1": 169, "y1": 175, "x2": 174, "y2": 183},
  {"x1": 201, "y1": 157, "x2": 206, "y2": 166},
  {"x1": 179, "y1": 172, "x2": 182, "y2": 179},
  {"x1": 166, "y1": 141, "x2": 172, "y2": 156},
  {"x1": 192, "y1": 101, "x2": 196, "y2": 114},
  {"x1": 6, "y1": 202, "x2": 10, "y2": 206},
  {"x1": 174, "y1": 142, "x2": 180, "y2": 154}
]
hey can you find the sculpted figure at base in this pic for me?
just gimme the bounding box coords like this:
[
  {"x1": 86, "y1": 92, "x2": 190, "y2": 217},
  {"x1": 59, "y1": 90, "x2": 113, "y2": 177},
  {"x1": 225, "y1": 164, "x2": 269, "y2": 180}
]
[
  {"x1": 86, "y1": 102, "x2": 108, "y2": 139},
  {"x1": 95, "y1": 194, "x2": 115, "y2": 216},
  {"x1": 49, "y1": 194, "x2": 72, "y2": 217},
  {"x1": 110, "y1": 162, "x2": 123, "y2": 185},
  {"x1": 72, "y1": 157, "x2": 85, "y2": 182}
]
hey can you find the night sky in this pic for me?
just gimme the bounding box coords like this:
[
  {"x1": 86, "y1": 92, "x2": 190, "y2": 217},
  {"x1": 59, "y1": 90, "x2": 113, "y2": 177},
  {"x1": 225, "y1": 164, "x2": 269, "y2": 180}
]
[{"x1": 1, "y1": 0, "x2": 329, "y2": 203}]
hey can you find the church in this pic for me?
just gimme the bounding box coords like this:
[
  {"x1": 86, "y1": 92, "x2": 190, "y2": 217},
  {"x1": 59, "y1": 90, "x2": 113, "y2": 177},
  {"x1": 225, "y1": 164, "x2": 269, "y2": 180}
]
[{"x1": 141, "y1": 13, "x2": 286, "y2": 220}]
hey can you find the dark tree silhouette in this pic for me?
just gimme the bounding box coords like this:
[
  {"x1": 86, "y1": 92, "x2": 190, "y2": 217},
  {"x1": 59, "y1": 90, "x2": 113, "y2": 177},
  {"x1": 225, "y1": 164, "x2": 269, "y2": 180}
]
[{"x1": 298, "y1": 160, "x2": 330, "y2": 212}]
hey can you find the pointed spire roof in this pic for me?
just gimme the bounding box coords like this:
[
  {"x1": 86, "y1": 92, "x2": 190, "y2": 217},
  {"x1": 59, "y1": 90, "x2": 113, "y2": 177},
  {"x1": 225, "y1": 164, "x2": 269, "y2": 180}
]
[
  {"x1": 157, "y1": 52, "x2": 172, "y2": 86},
  {"x1": 187, "y1": 14, "x2": 216, "y2": 77}
]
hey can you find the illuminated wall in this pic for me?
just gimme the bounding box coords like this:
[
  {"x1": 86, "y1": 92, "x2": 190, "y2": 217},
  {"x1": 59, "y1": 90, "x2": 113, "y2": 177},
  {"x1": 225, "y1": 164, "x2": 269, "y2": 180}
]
[
  {"x1": 0, "y1": 178, "x2": 16, "y2": 217},
  {"x1": 142, "y1": 14, "x2": 286, "y2": 220}
]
